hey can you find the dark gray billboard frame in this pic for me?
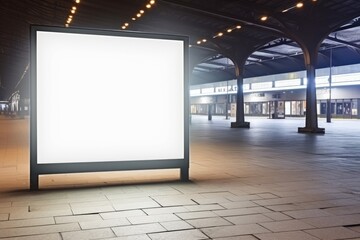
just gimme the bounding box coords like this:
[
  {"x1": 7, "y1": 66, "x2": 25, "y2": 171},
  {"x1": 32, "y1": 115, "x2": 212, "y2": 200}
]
[{"x1": 30, "y1": 25, "x2": 189, "y2": 190}]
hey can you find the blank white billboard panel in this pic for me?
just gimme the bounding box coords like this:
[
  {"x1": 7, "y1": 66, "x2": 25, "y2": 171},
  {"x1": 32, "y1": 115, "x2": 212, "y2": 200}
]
[{"x1": 36, "y1": 30, "x2": 184, "y2": 164}]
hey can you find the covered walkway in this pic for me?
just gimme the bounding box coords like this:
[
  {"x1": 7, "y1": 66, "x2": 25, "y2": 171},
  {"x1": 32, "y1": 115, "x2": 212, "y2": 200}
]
[{"x1": 1, "y1": 116, "x2": 360, "y2": 239}]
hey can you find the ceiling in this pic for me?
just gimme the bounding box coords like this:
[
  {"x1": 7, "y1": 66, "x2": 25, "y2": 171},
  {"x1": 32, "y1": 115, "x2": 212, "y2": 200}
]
[{"x1": 1, "y1": 0, "x2": 360, "y2": 98}]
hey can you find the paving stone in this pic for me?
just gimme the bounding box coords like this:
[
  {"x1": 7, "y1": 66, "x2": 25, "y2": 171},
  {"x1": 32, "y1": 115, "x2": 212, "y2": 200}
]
[
  {"x1": 213, "y1": 236, "x2": 258, "y2": 240},
  {"x1": 255, "y1": 231, "x2": 320, "y2": 240},
  {"x1": 324, "y1": 205, "x2": 360, "y2": 215},
  {"x1": 151, "y1": 195, "x2": 197, "y2": 207},
  {"x1": 148, "y1": 229, "x2": 208, "y2": 240},
  {"x1": 186, "y1": 217, "x2": 232, "y2": 228},
  {"x1": 100, "y1": 210, "x2": 146, "y2": 219},
  {"x1": 259, "y1": 219, "x2": 315, "y2": 232},
  {"x1": 263, "y1": 212, "x2": 293, "y2": 221},
  {"x1": 284, "y1": 209, "x2": 332, "y2": 219},
  {"x1": 79, "y1": 218, "x2": 130, "y2": 229},
  {"x1": 9, "y1": 209, "x2": 73, "y2": 220},
  {"x1": 71, "y1": 205, "x2": 115, "y2": 215},
  {"x1": 103, "y1": 235, "x2": 151, "y2": 240},
  {"x1": 0, "y1": 217, "x2": 55, "y2": 229},
  {"x1": 219, "y1": 201, "x2": 258, "y2": 209},
  {"x1": 0, "y1": 213, "x2": 9, "y2": 221},
  {"x1": 0, "y1": 202, "x2": 12, "y2": 208},
  {"x1": 176, "y1": 211, "x2": 218, "y2": 220},
  {"x1": 160, "y1": 220, "x2": 194, "y2": 231},
  {"x1": 112, "y1": 201, "x2": 160, "y2": 211},
  {"x1": 0, "y1": 223, "x2": 80, "y2": 238},
  {"x1": 0, "y1": 206, "x2": 28, "y2": 214},
  {"x1": 303, "y1": 214, "x2": 360, "y2": 228},
  {"x1": 55, "y1": 214, "x2": 102, "y2": 223},
  {"x1": 29, "y1": 204, "x2": 71, "y2": 212},
  {"x1": 257, "y1": 193, "x2": 279, "y2": 199},
  {"x1": 0, "y1": 233, "x2": 62, "y2": 240},
  {"x1": 214, "y1": 207, "x2": 271, "y2": 217},
  {"x1": 112, "y1": 223, "x2": 165, "y2": 236},
  {"x1": 349, "y1": 226, "x2": 360, "y2": 233},
  {"x1": 185, "y1": 204, "x2": 225, "y2": 212},
  {"x1": 225, "y1": 214, "x2": 273, "y2": 225},
  {"x1": 143, "y1": 206, "x2": 188, "y2": 215},
  {"x1": 202, "y1": 223, "x2": 270, "y2": 238},
  {"x1": 305, "y1": 227, "x2": 360, "y2": 239},
  {"x1": 127, "y1": 213, "x2": 180, "y2": 224},
  {"x1": 61, "y1": 228, "x2": 115, "y2": 240}
]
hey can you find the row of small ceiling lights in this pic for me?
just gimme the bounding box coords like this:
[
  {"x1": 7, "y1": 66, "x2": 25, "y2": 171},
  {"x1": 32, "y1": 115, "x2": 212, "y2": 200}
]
[
  {"x1": 196, "y1": 0, "x2": 317, "y2": 46},
  {"x1": 65, "y1": 0, "x2": 81, "y2": 27},
  {"x1": 121, "y1": 0, "x2": 156, "y2": 30}
]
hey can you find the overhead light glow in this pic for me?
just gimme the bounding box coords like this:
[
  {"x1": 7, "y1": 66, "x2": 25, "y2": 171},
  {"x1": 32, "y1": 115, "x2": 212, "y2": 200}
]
[
  {"x1": 132, "y1": 17, "x2": 136, "y2": 21},
  {"x1": 72, "y1": 6, "x2": 77, "y2": 10},
  {"x1": 260, "y1": 16, "x2": 268, "y2": 21},
  {"x1": 124, "y1": 23, "x2": 129, "y2": 26},
  {"x1": 140, "y1": 10, "x2": 145, "y2": 14},
  {"x1": 75, "y1": 0, "x2": 80, "y2": 3},
  {"x1": 150, "y1": 0, "x2": 155, "y2": 4},
  {"x1": 71, "y1": 9, "x2": 75, "y2": 14},
  {"x1": 236, "y1": 25, "x2": 241, "y2": 29},
  {"x1": 137, "y1": 13, "x2": 141, "y2": 17},
  {"x1": 197, "y1": 40, "x2": 201, "y2": 44},
  {"x1": 146, "y1": 4, "x2": 151, "y2": 8},
  {"x1": 202, "y1": 39, "x2": 207, "y2": 42},
  {"x1": 217, "y1": 32, "x2": 223, "y2": 37},
  {"x1": 227, "y1": 29, "x2": 232, "y2": 33},
  {"x1": 121, "y1": 26, "x2": 126, "y2": 29},
  {"x1": 296, "y1": 2, "x2": 304, "y2": 8}
]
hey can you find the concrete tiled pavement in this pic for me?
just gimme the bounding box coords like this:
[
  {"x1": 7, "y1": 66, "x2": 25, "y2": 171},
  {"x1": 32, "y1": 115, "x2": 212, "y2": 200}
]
[{"x1": 1, "y1": 115, "x2": 360, "y2": 239}]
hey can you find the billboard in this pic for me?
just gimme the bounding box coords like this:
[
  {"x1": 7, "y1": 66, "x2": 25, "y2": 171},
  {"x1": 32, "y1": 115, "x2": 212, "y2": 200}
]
[{"x1": 30, "y1": 26, "x2": 189, "y2": 189}]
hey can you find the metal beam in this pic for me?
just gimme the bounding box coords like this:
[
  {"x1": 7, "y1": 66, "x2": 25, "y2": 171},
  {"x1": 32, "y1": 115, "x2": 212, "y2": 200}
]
[
  {"x1": 326, "y1": 36, "x2": 360, "y2": 50},
  {"x1": 158, "y1": 0, "x2": 285, "y2": 35}
]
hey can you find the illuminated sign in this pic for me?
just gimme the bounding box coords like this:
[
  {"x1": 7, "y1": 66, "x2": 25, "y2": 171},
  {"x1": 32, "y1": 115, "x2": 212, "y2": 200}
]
[{"x1": 30, "y1": 26, "x2": 189, "y2": 189}]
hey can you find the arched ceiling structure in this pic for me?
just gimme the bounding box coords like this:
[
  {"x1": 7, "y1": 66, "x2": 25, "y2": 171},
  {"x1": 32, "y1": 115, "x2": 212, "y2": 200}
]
[{"x1": 1, "y1": 0, "x2": 360, "y2": 97}]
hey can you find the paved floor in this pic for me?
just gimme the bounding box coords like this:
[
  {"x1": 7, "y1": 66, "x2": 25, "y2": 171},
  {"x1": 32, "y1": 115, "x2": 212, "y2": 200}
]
[{"x1": 1, "y1": 115, "x2": 360, "y2": 239}]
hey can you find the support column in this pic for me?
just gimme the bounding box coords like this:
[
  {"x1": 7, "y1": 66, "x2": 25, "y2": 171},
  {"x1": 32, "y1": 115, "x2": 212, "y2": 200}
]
[
  {"x1": 231, "y1": 74, "x2": 250, "y2": 128},
  {"x1": 208, "y1": 104, "x2": 212, "y2": 121},
  {"x1": 298, "y1": 53, "x2": 324, "y2": 133}
]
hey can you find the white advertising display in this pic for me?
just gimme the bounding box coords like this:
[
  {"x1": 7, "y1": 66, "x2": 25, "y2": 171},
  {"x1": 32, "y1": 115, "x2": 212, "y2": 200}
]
[{"x1": 36, "y1": 30, "x2": 185, "y2": 164}]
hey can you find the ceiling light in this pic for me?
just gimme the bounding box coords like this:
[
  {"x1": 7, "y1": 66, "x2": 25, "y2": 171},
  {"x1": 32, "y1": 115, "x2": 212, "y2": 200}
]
[
  {"x1": 65, "y1": 24, "x2": 69, "y2": 27},
  {"x1": 75, "y1": 0, "x2": 80, "y2": 3},
  {"x1": 121, "y1": 26, "x2": 126, "y2": 29},
  {"x1": 72, "y1": 6, "x2": 77, "y2": 10},
  {"x1": 137, "y1": 13, "x2": 141, "y2": 17},
  {"x1": 296, "y1": 2, "x2": 304, "y2": 8},
  {"x1": 227, "y1": 29, "x2": 232, "y2": 33},
  {"x1": 150, "y1": 0, "x2": 155, "y2": 4},
  {"x1": 140, "y1": 10, "x2": 144, "y2": 14},
  {"x1": 71, "y1": 9, "x2": 75, "y2": 14},
  {"x1": 217, "y1": 32, "x2": 223, "y2": 37},
  {"x1": 236, "y1": 25, "x2": 241, "y2": 29},
  {"x1": 69, "y1": 15, "x2": 73, "y2": 18},
  {"x1": 124, "y1": 23, "x2": 129, "y2": 26},
  {"x1": 260, "y1": 16, "x2": 268, "y2": 21},
  {"x1": 132, "y1": 17, "x2": 136, "y2": 21},
  {"x1": 197, "y1": 40, "x2": 201, "y2": 44},
  {"x1": 189, "y1": 45, "x2": 192, "y2": 47},
  {"x1": 202, "y1": 39, "x2": 207, "y2": 42},
  {"x1": 146, "y1": 4, "x2": 151, "y2": 8}
]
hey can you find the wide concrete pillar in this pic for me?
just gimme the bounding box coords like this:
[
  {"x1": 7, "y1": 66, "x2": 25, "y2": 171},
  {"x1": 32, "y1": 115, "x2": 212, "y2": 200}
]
[
  {"x1": 231, "y1": 73, "x2": 250, "y2": 128},
  {"x1": 298, "y1": 46, "x2": 325, "y2": 133}
]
